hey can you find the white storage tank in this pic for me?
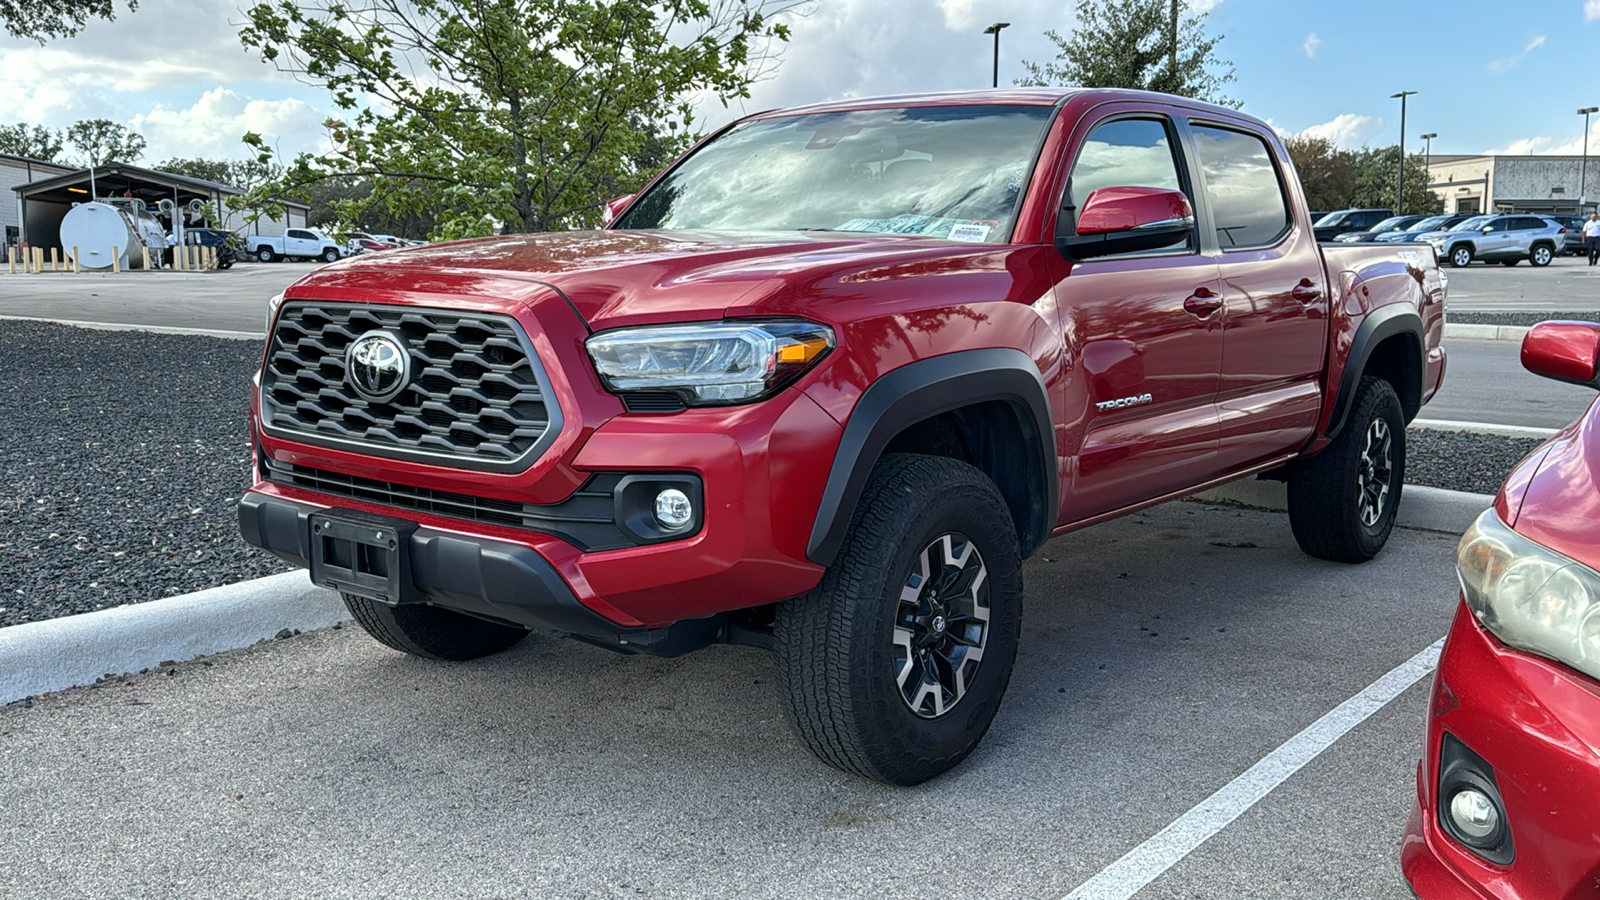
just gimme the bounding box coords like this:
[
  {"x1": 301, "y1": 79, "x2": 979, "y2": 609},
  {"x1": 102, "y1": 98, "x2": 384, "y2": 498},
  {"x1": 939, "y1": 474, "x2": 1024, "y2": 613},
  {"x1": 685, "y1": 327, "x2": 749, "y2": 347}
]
[{"x1": 59, "y1": 201, "x2": 146, "y2": 269}]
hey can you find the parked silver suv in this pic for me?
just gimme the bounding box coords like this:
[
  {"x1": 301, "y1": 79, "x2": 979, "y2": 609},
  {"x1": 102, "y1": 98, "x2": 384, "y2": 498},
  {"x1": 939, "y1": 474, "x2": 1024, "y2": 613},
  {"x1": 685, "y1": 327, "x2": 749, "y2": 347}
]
[{"x1": 1417, "y1": 214, "x2": 1566, "y2": 267}]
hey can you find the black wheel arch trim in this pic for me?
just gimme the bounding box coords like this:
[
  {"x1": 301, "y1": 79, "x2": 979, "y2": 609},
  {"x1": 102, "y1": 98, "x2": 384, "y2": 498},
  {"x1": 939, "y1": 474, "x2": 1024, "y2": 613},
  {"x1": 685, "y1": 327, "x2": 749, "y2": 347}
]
[
  {"x1": 806, "y1": 348, "x2": 1058, "y2": 567},
  {"x1": 1326, "y1": 303, "x2": 1426, "y2": 439}
]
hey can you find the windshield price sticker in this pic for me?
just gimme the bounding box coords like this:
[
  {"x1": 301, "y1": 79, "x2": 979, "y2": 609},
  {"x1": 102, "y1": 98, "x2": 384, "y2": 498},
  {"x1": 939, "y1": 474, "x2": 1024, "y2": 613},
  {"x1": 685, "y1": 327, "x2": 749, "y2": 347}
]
[{"x1": 947, "y1": 223, "x2": 993, "y2": 242}]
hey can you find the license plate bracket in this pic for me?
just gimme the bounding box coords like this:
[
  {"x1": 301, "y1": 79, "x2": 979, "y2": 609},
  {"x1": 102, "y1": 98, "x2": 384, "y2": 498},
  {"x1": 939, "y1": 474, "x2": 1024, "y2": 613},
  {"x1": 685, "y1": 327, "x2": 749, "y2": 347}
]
[{"x1": 308, "y1": 508, "x2": 418, "y2": 605}]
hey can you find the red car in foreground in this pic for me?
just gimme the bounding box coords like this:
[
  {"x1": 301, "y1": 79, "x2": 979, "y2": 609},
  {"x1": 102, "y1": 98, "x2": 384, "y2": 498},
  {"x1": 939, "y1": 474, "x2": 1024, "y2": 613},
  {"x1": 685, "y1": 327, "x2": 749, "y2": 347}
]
[{"x1": 1403, "y1": 321, "x2": 1600, "y2": 898}]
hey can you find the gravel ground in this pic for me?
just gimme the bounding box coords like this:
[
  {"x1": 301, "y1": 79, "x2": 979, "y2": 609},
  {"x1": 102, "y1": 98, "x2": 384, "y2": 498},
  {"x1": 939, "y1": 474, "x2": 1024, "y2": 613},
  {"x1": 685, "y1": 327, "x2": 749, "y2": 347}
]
[
  {"x1": 1405, "y1": 428, "x2": 1545, "y2": 495},
  {"x1": 0, "y1": 322, "x2": 290, "y2": 628},
  {"x1": 1448, "y1": 310, "x2": 1600, "y2": 326}
]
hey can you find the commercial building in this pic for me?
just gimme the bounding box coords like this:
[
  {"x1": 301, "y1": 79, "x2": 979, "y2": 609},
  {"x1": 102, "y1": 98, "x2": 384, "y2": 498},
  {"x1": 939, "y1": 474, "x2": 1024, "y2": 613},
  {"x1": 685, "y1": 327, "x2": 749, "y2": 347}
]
[{"x1": 1426, "y1": 154, "x2": 1599, "y2": 216}]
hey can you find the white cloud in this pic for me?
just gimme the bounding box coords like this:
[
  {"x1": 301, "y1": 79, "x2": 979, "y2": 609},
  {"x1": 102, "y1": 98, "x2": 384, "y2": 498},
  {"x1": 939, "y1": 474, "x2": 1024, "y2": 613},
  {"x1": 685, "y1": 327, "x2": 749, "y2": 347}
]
[
  {"x1": 1297, "y1": 114, "x2": 1385, "y2": 149},
  {"x1": 1302, "y1": 32, "x2": 1322, "y2": 58},
  {"x1": 1587, "y1": 0, "x2": 1600, "y2": 22},
  {"x1": 129, "y1": 88, "x2": 328, "y2": 162},
  {"x1": 1488, "y1": 116, "x2": 1600, "y2": 155},
  {"x1": 1190, "y1": 0, "x2": 1224, "y2": 12},
  {"x1": 1486, "y1": 34, "x2": 1546, "y2": 73},
  {"x1": 938, "y1": 0, "x2": 982, "y2": 31}
]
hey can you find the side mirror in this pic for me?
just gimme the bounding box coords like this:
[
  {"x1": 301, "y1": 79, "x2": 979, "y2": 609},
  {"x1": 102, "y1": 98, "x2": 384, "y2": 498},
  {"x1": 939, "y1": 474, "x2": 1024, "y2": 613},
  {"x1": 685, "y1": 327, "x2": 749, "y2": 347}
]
[
  {"x1": 1481, "y1": 226, "x2": 1493, "y2": 233},
  {"x1": 1521, "y1": 321, "x2": 1600, "y2": 389},
  {"x1": 1059, "y1": 186, "x2": 1194, "y2": 260},
  {"x1": 601, "y1": 194, "x2": 636, "y2": 228}
]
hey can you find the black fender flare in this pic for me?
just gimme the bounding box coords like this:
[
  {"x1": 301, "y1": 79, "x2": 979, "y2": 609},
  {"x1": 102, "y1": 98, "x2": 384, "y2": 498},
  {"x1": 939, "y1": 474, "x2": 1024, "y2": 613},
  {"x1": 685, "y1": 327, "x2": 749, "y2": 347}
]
[
  {"x1": 806, "y1": 348, "x2": 1058, "y2": 567},
  {"x1": 1326, "y1": 303, "x2": 1425, "y2": 439}
]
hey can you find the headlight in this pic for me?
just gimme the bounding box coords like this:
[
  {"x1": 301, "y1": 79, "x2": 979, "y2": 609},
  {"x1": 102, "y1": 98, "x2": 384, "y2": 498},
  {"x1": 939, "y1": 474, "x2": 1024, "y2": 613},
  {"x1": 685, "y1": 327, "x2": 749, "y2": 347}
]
[
  {"x1": 585, "y1": 320, "x2": 834, "y2": 406},
  {"x1": 1458, "y1": 509, "x2": 1600, "y2": 681},
  {"x1": 265, "y1": 292, "x2": 285, "y2": 334}
]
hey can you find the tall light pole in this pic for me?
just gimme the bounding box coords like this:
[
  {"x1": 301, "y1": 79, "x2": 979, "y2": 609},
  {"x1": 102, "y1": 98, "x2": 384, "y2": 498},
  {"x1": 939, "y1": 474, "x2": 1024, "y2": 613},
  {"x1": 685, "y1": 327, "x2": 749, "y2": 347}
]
[
  {"x1": 984, "y1": 22, "x2": 1010, "y2": 89},
  {"x1": 1420, "y1": 132, "x2": 1437, "y2": 208},
  {"x1": 1392, "y1": 91, "x2": 1417, "y2": 215},
  {"x1": 1580, "y1": 107, "x2": 1598, "y2": 211}
]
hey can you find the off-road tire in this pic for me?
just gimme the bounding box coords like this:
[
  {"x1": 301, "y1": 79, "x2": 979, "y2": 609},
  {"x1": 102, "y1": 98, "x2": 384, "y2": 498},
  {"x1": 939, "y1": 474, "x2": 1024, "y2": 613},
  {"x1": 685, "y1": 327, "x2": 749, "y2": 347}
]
[
  {"x1": 322, "y1": 248, "x2": 340, "y2": 263},
  {"x1": 774, "y1": 453, "x2": 1023, "y2": 785},
  {"x1": 256, "y1": 247, "x2": 276, "y2": 263},
  {"x1": 1529, "y1": 244, "x2": 1554, "y2": 267},
  {"x1": 342, "y1": 593, "x2": 529, "y2": 660},
  {"x1": 1287, "y1": 376, "x2": 1405, "y2": 562}
]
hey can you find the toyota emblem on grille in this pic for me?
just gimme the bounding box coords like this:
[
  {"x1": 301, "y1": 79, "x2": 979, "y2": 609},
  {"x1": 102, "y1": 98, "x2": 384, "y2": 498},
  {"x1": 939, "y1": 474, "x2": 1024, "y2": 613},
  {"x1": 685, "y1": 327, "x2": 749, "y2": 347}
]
[{"x1": 345, "y1": 331, "x2": 410, "y2": 404}]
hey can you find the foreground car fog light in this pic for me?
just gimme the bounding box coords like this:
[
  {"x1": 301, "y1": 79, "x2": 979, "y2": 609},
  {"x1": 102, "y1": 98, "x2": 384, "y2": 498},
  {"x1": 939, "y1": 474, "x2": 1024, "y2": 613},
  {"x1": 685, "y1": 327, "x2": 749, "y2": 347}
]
[
  {"x1": 654, "y1": 489, "x2": 693, "y2": 529},
  {"x1": 1449, "y1": 789, "x2": 1499, "y2": 840},
  {"x1": 1437, "y1": 734, "x2": 1514, "y2": 864}
]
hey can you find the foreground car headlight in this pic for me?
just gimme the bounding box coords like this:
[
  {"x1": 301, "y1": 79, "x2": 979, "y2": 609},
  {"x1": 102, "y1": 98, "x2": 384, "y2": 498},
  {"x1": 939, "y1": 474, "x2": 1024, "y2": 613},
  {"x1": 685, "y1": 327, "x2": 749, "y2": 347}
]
[
  {"x1": 265, "y1": 292, "x2": 285, "y2": 334},
  {"x1": 1458, "y1": 509, "x2": 1600, "y2": 681},
  {"x1": 586, "y1": 320, "x2": 834, "y2": 406}
]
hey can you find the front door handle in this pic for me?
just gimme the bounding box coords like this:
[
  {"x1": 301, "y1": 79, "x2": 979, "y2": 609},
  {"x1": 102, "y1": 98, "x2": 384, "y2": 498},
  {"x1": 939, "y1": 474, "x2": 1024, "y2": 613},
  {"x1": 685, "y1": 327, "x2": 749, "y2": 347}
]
[
  {"x1": 1291, "y1": 279, "x2": 1322, "y2": 303},
  {"x1": 1183, "y1": 287, "x2": 1222, "y2": 318}
]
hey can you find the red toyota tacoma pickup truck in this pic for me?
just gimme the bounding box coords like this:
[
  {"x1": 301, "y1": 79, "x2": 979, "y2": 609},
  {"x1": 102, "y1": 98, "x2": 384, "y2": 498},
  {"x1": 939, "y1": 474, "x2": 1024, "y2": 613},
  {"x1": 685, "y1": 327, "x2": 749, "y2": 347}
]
[{"x1": 240, "y1": 88, "x2": 1446, "y2": 784}]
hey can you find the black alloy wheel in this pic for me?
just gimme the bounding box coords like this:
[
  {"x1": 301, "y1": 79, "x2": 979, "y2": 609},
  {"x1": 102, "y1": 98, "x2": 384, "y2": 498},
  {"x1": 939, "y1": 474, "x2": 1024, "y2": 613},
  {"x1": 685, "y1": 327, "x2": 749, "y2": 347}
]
[
  {"x1": 893, "y1": 533, "x2": 991, "y2": 719},
  {"x1": 1286, "y1": 376, "x2": 1406, "y2": 562}
]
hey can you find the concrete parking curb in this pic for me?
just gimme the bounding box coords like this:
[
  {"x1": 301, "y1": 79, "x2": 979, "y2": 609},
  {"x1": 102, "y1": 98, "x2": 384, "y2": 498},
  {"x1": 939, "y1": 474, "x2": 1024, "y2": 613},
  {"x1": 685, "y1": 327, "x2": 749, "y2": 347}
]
[
  {"x1": 1443, "y1": 323, "x2": 1530, "y2": 342},
  {"x1": 0, "y1": 572, "x2": 345, "y2": 705},
  {"x1": 1410, "y1": 418, "x2": 1560, "y2": 438},
  {"x1": 1193, "y1": 480, "x2": 1491, "y2": 535},
  {"x1": 0, "y1": 314, "x2": 264, "y2": 341}
]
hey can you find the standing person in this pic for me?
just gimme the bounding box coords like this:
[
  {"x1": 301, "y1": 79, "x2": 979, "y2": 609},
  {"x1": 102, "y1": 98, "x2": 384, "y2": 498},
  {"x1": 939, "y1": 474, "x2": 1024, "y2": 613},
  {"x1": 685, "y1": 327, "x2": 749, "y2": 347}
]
[{"x1": 1586, "y1": 212, "x2": 1600, "y2": 266}]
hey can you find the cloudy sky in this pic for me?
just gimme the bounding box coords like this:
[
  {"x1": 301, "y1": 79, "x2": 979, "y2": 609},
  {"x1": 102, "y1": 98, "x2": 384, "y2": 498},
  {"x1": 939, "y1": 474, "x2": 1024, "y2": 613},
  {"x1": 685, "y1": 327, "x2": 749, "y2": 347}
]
[{"x1": 2, "y1": 0, "x2": 1598, "y2": 165}]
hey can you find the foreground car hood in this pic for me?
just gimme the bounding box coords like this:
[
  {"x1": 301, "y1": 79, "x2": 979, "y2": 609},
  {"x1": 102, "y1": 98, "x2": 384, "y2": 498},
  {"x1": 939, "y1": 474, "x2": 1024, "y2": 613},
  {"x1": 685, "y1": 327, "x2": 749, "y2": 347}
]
[
  {"x1": 1503, "y1": 396, "x2": 1600, "y2": 567},
  {"x1": 297, "y1": 229, "x2": 1002, "y2": 329}
]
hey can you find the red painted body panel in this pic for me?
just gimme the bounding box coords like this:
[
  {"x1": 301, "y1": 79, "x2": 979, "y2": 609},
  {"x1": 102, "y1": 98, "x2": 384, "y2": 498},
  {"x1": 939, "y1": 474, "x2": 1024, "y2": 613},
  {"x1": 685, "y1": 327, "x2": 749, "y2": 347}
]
[
  {"x1": 1521, "y1": 320, "x2": 1600, "y2": 388},
  {"x1": 1403, "y1": 604, "x2": 1600, "y2": 900},
  {"x1": 248, "y1": 88, "x2": 1446, "y2": 632},
  {"x1": 1405, "y1": 342, "x2": 1600, "y2": 899}
]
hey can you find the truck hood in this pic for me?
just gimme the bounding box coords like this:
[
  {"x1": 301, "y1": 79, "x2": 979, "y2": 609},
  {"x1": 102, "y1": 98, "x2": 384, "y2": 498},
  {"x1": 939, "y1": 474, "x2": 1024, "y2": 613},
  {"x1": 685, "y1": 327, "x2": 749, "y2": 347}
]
[{"x1": 299, "y1": 229, "x2": 996, "y2": 329}]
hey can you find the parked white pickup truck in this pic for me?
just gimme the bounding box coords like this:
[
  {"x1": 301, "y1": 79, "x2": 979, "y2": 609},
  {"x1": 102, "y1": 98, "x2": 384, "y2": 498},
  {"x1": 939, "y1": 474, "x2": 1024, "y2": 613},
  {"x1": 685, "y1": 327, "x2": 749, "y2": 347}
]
[{"x1": 247, "y1": 228, "x2": 343, "y2": 263}]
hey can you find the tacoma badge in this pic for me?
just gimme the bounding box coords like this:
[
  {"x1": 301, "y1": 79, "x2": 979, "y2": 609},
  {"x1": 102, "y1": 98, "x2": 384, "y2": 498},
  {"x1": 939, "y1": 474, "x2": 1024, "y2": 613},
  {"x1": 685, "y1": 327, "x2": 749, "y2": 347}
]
[{"x1": 1095, "y1": 393, "x2": 1153, "y2": 412}]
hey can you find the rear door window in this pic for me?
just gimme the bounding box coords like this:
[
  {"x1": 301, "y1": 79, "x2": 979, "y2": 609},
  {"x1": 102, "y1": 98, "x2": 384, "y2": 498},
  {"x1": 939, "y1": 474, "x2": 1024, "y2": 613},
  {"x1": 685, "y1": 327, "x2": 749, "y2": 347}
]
[{"x1": 1188, "y1": 124, "x2": 1290, "y2": 249}]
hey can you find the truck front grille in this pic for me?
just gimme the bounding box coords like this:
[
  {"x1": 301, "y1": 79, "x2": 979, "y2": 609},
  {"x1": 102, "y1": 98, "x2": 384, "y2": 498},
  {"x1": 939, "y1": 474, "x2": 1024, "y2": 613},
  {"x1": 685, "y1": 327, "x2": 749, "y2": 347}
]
[
  {"x1": 262, "y1": 458, "x2": 636, "y2": 551},
  {"x1": 260, "y1": 302, "x2": 560, "y2": 470}
]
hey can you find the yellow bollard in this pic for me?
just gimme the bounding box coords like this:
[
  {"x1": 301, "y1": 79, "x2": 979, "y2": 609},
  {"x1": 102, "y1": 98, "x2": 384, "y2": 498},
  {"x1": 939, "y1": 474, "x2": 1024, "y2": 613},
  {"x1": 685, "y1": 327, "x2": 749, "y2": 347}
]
[
  {"x1": 141, "y1": 246, "x2": 150, "y2": 270},
  {"x1": 34, "y1": 247, "x2": 43, "y2": 273},
  {"x1": 72, "y1": 246, "x2": 80, "y2": 274},
  {"x1": 50, "y1": 247, "x2": 59, "y2": 272},
  {"x1": 112, "y1": 246, "x2": 120, "y2": 274},
  {"x1": 207, "y1": 247, "x2": 217, "y2": 269}
]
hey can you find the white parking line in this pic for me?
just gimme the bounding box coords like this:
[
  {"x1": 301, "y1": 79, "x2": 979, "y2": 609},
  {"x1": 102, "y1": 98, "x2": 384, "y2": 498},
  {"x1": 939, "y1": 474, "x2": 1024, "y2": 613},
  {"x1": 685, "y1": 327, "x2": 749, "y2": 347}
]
[{"x1": 1060, "y1": 637, "x2": 1445, "y2": 900}]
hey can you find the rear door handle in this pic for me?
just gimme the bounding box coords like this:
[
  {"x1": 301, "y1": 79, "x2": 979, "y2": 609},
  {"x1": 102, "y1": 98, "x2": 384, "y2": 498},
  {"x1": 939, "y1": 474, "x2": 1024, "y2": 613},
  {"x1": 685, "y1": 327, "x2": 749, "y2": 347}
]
[
  {"x1": 1183, "y1": 287, "x2": 1222, "y2": 318},
  {"x1": 1291, "y1": 279, "x2": 1322, "y2": 303}
]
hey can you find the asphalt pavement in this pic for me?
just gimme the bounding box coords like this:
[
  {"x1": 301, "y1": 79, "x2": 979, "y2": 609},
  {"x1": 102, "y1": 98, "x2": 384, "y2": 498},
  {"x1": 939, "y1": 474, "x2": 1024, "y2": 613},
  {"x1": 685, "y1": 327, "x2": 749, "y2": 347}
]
[
  {"x1": 0, "y1": 502, "x2": 1462, "y2": 899},
  {"x1": 1421, "y1": 338, "x2": 1596, "y2": 429},
  {"x1": 0, "y1": 262, "x2": 313, "y2": 334},
  {"x1": 1440, "y1": 254, "x2": 1600, "y2": 311}
]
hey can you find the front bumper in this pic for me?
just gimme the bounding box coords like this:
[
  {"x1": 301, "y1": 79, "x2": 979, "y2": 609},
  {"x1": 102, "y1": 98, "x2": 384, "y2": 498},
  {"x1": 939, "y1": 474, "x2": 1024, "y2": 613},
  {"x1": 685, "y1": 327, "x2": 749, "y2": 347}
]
[{"x1": 1402, "y1": 601, "x2": 1600, "y2": 899}]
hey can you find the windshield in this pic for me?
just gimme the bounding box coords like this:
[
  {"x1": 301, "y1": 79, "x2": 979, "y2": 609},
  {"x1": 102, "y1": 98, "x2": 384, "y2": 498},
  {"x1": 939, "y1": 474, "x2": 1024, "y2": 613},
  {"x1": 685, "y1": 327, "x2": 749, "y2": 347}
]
[
  {"x1": 1452, "y1": 216, "x2": 1493, "y2": 232},
  {"x1": 1407, "y1": 216, "x2": 1448, "y2": 232},
  {"x1": 617, "y1": 105, "x2": 1056, "y2": 242},
  {"x1": 1368, "y1": 216, "x2": 1409, "y2": 232},
  {"x1": 1313, "y1": 211, "x2": 1349, "y2": 227}
]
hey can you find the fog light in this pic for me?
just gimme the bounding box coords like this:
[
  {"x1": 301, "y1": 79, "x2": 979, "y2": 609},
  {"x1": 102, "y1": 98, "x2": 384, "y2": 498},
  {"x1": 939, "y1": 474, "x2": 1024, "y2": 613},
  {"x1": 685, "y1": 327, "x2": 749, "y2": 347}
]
[
  {"x1": 1449, "y1": 788, "x2": 1499, "y2": 840},
  {"x1": 654, "y1": 488, "x2": 693, "y2": 529}
]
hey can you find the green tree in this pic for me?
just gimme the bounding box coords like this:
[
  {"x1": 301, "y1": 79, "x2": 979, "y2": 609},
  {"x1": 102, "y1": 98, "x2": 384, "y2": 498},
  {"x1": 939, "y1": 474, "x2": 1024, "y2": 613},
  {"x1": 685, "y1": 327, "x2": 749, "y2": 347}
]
[
  {"x1": 237, "y1": 0, "x2": 801, "y2": 239},
  {"x1": 155, "y1": 157, "x2": 233, "y2": 184},
  {"x1": 65, "y1": 118, "x2": 146, "y2": 166},
  {"x1": 1, "y1": 0, "x2": 135, "y2": 41},
  {"x1": 1349, "y1": 146, "x2": 1443, "y2": 216},
  {"x1": 1019, "y1": 0, "x2": 1238, "y2": 107},
  {"x1": 1284, "y1": 135, "x2": 1356, "y2": 213},
  {"x1": 0, "y1": 122, "x2": 64, "y2": 162}
]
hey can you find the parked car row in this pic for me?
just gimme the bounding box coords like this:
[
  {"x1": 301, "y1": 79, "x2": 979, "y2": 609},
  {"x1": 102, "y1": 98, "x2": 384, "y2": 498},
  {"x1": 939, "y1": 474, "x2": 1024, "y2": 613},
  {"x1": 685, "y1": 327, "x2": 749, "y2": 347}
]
[
  {"x1": 1317, "y1": 207, "x2": 1576, "y2": 267},
  {"x1": 343, "y1": 231, "x2": 426, "y2": 254}
]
